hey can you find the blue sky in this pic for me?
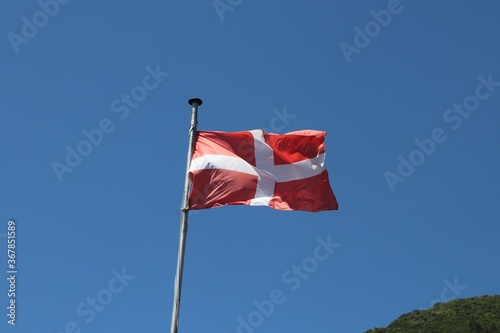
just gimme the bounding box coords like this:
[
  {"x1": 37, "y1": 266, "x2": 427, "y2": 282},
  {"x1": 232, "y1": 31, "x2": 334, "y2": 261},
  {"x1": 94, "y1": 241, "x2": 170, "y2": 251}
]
[{"x1": 1, "y1": 1, "x2": 500, "y2": 332}]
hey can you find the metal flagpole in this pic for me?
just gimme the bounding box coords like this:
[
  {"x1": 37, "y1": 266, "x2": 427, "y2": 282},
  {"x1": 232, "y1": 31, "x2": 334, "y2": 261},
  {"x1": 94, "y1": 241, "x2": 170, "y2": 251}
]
[{"x1": 170, "y1": 98, "x2": 202, "y2": 333}]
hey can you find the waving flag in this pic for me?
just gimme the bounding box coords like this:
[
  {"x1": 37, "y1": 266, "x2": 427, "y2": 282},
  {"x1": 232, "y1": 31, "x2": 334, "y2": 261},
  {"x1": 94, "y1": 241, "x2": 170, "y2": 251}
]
[{"x1": 188, "y1": 129, "x2": 338, "y2": 212}]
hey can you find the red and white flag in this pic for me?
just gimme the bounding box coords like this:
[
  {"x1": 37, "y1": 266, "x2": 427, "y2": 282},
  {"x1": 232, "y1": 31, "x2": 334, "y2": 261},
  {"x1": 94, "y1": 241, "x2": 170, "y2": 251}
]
[{"x1": 188, "y1": 129, "x2": 338, "y2": 212}]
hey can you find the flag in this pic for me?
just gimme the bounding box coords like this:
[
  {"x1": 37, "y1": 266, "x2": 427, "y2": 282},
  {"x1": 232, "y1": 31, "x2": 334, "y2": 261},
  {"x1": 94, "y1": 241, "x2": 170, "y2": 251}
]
[{"x1": 188, "y1": 129, "x2": 338, "y2": 212}]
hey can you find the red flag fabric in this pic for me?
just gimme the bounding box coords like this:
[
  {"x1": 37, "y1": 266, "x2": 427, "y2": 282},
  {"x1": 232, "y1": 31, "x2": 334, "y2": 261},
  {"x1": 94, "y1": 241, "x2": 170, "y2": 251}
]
[{"x1": 188, "y1": 129, "x2": 338, "y2": 212}]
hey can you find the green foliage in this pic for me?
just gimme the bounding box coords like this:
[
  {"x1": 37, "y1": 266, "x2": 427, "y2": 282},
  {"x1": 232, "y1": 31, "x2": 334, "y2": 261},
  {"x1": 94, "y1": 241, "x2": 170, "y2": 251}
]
[{"x1": 364, "y1": 295, "x2": 500, "y2": 333}]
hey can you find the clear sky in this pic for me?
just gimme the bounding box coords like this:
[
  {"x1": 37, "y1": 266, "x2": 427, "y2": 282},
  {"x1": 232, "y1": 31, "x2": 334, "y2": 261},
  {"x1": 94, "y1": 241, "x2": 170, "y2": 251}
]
[{"x1": 1, "y1": 1, "x2": 500, "y2": 332}]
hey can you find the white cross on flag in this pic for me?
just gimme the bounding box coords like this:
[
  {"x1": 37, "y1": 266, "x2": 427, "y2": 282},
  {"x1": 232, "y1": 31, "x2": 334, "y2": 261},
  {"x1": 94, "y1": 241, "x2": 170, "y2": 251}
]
[{"x1": 188, "y1": 129, "x2": 338, "y2": 212}]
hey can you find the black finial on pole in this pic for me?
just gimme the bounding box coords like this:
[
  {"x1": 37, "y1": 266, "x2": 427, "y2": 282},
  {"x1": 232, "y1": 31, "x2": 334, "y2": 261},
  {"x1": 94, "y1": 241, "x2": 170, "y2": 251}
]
[{"x1": 188, "y1": 98, "x2": 202, "y2": 106}]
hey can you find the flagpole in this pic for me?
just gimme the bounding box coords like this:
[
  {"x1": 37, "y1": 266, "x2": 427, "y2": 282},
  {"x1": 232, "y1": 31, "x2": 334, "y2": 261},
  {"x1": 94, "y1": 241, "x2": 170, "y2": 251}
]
[{"x1": 170, "y1": 98, "x2": 202, "y2": 333}]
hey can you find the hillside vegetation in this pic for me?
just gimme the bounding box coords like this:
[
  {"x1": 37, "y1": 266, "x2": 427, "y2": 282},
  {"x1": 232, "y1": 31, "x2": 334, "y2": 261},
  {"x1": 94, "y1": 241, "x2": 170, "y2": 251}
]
[{"x1": 365, "y1": 295, "x2": 500, "y2": 333}]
